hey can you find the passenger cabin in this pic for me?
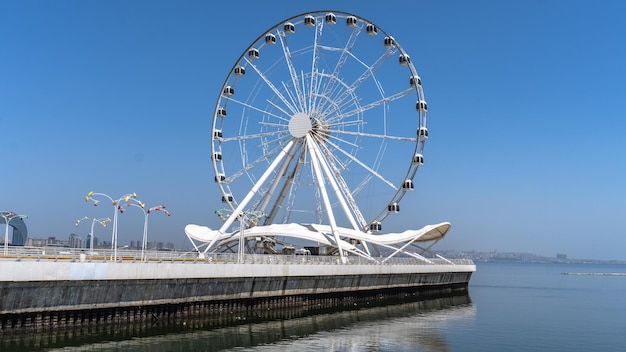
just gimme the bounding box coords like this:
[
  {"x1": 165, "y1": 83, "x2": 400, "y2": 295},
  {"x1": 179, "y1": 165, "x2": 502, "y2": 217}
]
[
  {"x1": 213, "y1": 129, "x2": 223, "y2": 140},
  {"x1": 418, "y1": 127, "x2": 429, "y2": 141},
  {"x1": 399, "y1": 54, "x2": 411, "y2": 66},
  {"x1": 234, "y1": 66, "x2": 245, "y2": 76},
  {"x1": 216, "y1": 107, "x2": 227, "y2": 118},
  {"x1": 213, "y1": 152, "x2": 222, "y2": 161},
  {"x1": 346, "y1": 16, "x2": 358, "y2": 28},
  {"x1": 413, "y1": 153, "x2": 424, "y2": 166},
  {"x1": 284, "y1": 22, "x2": 295, "y2": 34},
  {"x1": 402, "y1": 179, "x2": 414, "y2": 190},
  {"x1": 369, "y1": 221, "x2": 382, "y2": 232},
  {"x1": 325, "y1": 13, "x2": 336, "y2": 24},
  {"x1": 265, "y1": 33, "x2": 276, "y2": 45},
  {"x1": 214, "y1": 174, "x2": 226, "y2": 183},
  {"x1": 410, "y1": 75, "x2": 421, "y2": 87},
  {"x1": 304, "y1": 15, "x2": 315, "y2": 27},
  {"x1": 222, "y1": 194, "x2": 233, "y2": 203},
  {"x1": 416, "y1": 100, "x2": 428, "y2": 113},
  {"x1": 223, "y1": 86, "x2": 234, "y2": 96},
  {"x1": 248, "y1": 48, "x2": 260, "y2": 60},
  {"x1": 388, "y1": 202, "x2": 400, "y2": 213},
  {"x1": 384, "y1": 36, "x2": 395, "y2": 48},
  {"x1": 366, "y1": 24, "x2": 377, "y2": 36}
]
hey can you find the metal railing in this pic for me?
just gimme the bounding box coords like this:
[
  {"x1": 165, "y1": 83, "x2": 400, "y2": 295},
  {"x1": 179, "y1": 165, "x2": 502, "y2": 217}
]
[{"x1": 0, "y1": 246, "x2": 474, "y2": 266}]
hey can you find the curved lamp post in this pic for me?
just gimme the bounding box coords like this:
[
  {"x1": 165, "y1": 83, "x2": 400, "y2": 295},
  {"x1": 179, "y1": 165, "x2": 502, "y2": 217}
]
[
  {"x1": 1, "y1": 211, "x2": 28, "y2": 256},
  {"x1": 120, "y1": 201, "x2": 171, "y2": 261},
  {"x1": 85, "y1": 191, "x2": 138, "y2": 261},
  {"x1": 215, "y1": 208, "x2": 265, "y2": 263},
  {"x1": 75, "y1": 216, "x2": 111, "y2": 255}
]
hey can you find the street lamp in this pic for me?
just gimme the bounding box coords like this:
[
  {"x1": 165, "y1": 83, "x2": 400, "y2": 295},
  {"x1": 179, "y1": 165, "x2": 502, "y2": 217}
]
[
  {"x1": 85, "y1": 191, "x2": 138, "y2": 261},
  {"x1": 120, "y1": 201, "x2": 171, "y2": 261},
  {"x1": 215, "y1": 208, "x2": 265, "y2": 263},
  {"x1": 75, "y1": 216, "x2": 111, "y2": 255},
  {"x1": 1, "y1": 211, "x2": 28, "y2": 256}
]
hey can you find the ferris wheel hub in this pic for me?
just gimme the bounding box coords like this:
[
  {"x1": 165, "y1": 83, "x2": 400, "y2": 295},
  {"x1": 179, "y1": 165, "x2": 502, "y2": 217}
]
[
  {"x1": 311, "y1": 118, "x2": 331, "y2": 142},
  {"x1": 288, "y1": 112, "x2": 312, "y2": 138}
]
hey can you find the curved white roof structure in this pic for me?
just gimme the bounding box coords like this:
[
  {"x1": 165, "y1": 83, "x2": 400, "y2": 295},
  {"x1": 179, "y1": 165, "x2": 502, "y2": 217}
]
[{"x1": 185, "y1": 222, "x2": 452, "y2": 263}]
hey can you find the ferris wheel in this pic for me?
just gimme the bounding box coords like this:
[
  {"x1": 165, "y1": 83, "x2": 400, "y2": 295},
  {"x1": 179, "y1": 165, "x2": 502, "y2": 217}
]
[{"x1": 205, "y1": 11, "x2": 429, "y2": 256}]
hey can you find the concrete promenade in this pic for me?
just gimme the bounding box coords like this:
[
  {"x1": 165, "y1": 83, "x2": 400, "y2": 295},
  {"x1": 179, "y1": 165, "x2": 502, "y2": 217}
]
[{"x1": 0, "y1": 247, "x2": 475, "y2": 329}]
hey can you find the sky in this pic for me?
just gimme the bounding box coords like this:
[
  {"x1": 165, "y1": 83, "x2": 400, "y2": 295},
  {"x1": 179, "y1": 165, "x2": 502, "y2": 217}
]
[{"x1": 2, "y1": 0, "x2": 626, "y2": 260}]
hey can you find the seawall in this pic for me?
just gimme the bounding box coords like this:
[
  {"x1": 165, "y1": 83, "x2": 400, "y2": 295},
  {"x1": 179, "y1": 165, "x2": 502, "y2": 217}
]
[{"x1": 0, "y1": 253, "x2": 474, "y2": 330}]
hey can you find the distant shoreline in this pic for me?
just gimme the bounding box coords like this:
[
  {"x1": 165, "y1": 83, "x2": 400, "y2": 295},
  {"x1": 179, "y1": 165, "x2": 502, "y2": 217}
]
[
  {"x1": 562, "y1": 272, "x2": 626, "y2": 276},
  {"x1": 436, "y1": 250, "x2": 626, "y2": 265}
]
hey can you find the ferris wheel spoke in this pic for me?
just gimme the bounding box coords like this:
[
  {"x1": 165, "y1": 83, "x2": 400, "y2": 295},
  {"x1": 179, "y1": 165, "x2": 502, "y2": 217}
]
[
  {"x1": 308, "y1": 21, "x2": 323, "y2": 114},
  {"x1": 244, "y1": 57, "x2": 298, "y2": 115},
  {"x1": 331, "y1": 87, "x2": 415, "y2": 123},
  {"x1": 310, "y1": 69, "x2": 326, "y2": 115},
  {"x1": 266, "y1": 99, "x2": 293, "y2": 122},
  {"x1": 325, "y1": 133, "x2": 361, "y2": 149},
  {"x1": 281, "y1": 81, "x2": 302, "y2": 115},
  {"x1": 319, "y1": 25, "x2": 362, "y2": 104},
  {"x1": 222, "y1": 96, "x2": 287, "y2": 122},
  {"x1": 327, "y1": 119, "x2": 364, "y2": 130},
  {"x1": 326, "y1": 138, "x2": 399, "y2": 191},
  {"x1": 332, "y1": 129, "x2": 417, "y2": 142},
  {"x1": 257, "y1": 121, "x2": 288, "y2": 128},
  {"x1": 224, "y1": 138, "x2": 292, "y2": 184},
  {"x1": 352, "y1": 173, "x2": 374, "y2": 196},
  {"x1": 322, "y1": 47, "x2": 398, "y2": 117},
  {"x1": 277, "y1": 31, "x2": 306, "y2": 112},
  {"x1": 221, "y1": 129, "x2": 289, "y2": 143}
]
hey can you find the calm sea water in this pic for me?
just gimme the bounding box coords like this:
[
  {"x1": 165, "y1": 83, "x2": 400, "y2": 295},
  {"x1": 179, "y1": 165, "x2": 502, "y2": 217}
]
[{"x1": 3, "y1": 262, "x2": 626, "y2": 351}]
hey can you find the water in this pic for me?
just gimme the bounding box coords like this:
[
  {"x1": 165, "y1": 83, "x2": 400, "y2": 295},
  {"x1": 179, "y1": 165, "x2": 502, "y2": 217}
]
[
  {"x1": 453, "y1": 262, "x2": 626, "y2": 351},
  {"x1": 3, "y1": 262, "x2": 626, "y2": 351}
]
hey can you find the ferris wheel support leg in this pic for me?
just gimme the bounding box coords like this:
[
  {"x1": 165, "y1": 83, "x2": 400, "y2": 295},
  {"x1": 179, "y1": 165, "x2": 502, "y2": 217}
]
[
  {"x1": 258, "y1": 140, "x2": 299, "y2": 217},
  {"x1": 317, "y1": 143, "x2": 371, "y2": 256},
  {"x1": 214, "y1": 139, "x2": 296, "y2": 244},
  {"x1": 306, "y1": 134, "x2": 346, "y2": 263},
  {"x1": 310, "y1": 136, "x2": 362, "y2": 233}
]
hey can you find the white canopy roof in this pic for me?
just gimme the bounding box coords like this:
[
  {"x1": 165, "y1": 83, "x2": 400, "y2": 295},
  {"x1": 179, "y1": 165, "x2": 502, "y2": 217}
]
[{"x1": 185, "y1": 222, "x2": 451, "y2": 262}]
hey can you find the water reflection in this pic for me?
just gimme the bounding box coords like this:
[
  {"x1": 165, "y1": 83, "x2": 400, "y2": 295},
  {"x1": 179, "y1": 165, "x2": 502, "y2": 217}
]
[{"x1": 2, "y1": 293, "x2": 474, "y2": 352}]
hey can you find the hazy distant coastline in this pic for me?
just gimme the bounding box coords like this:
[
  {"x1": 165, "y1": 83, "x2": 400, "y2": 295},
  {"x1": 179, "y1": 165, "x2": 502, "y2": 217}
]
[{"x1": 436, "y1": 250, "x2": 626, "y2": 265}]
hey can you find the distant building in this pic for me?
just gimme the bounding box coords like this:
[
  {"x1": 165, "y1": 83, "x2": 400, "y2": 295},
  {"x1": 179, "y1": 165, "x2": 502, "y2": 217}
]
[
  {"x1": 25, "y1": 238, "x2": 47, "y2": 247},
  {"x1": 0, "y1": 214, "x2": 28, "y2": 245},
  {"x1": 556, "y1": 253, "x2": 567, "y2": 260},
  {"x1": 46, "y1": 236, "x2": 69, "y2": 247},
  {"x1": 68, "y1": 233, "x2": 86, "y2": 249}
]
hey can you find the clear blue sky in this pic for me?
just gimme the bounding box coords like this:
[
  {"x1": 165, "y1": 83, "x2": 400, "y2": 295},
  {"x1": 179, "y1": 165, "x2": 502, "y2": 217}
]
[{"x1": 2, "y1": 0, "x2": 625, "y2": 260}]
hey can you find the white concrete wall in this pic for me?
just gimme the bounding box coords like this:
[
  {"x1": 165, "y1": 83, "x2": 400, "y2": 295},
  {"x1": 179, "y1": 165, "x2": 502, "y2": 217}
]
[{"x1": 0, "y1": 260, "x2": 476, "y2": 282}]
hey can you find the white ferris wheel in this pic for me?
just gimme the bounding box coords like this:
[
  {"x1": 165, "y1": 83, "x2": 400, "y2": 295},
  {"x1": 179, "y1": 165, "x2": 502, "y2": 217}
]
[{"x1": 186, "y1": 11, "x2": 450, "y2": 263}]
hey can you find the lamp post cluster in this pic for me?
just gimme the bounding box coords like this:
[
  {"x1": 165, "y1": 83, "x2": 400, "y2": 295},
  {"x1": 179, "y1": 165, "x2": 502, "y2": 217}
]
[
  {"x1": 119, "y1": 202, "x2": 171, "y2": 260},
  {"x1": 84, "y1": 191, "x2": 171, "y2": 261},
  {"x1": 75, "y1": 216, "x2": 111, "y2": 255},
  {"x1": 1, "y1": 210, "x2": 28, "y2": 256}
]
